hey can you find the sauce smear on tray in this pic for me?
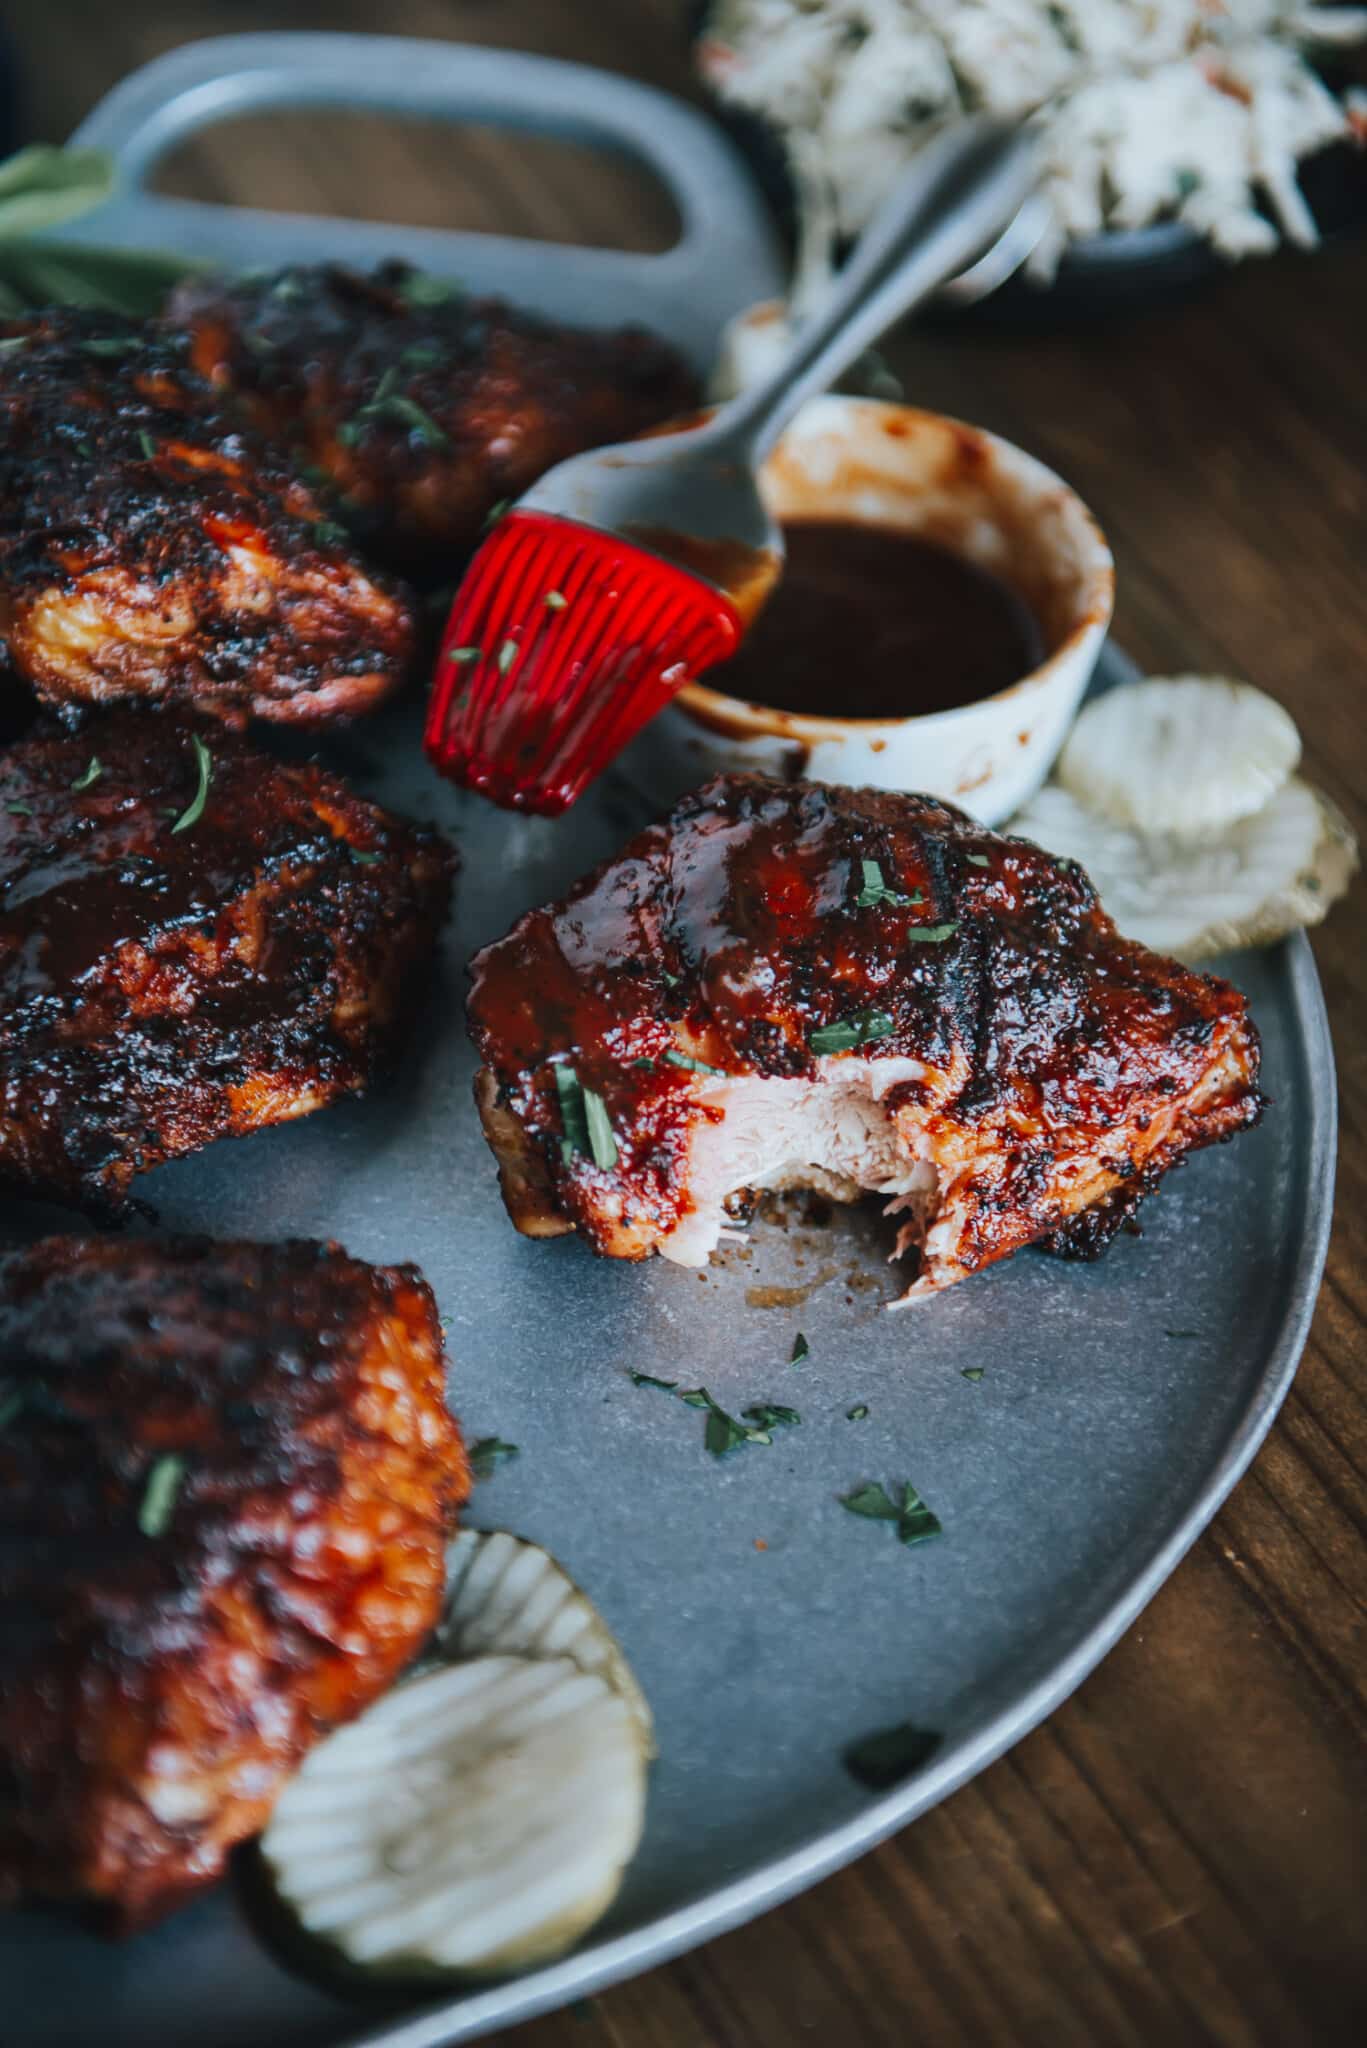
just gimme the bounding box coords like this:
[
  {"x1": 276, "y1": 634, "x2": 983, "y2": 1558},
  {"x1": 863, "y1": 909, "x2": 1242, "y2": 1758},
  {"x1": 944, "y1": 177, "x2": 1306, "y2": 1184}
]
[{"x1": 709, "y1": 519, "x2": 1044, "y2": 718}]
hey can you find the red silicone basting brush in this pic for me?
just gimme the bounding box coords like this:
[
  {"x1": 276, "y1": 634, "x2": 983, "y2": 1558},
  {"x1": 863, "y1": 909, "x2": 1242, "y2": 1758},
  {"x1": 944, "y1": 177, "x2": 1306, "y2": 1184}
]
[{"x1": 425, "y1": 119, "x2": 1037, "y2": 814}]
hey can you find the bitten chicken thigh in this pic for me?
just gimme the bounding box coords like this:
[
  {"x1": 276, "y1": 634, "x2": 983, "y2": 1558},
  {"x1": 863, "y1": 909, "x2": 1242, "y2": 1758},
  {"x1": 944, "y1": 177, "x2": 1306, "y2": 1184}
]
[
  {"x1": 467, "y1": 776, "x2": 1261, "y2": 1301},
  {"x1": 0, "y1": 711, "x2": 453, "y2": 1213},
  {"x1": 0, "y1": 310, "x2": 414, "y2": 723},
  {"x1": 0, "y1": 1233, "x2": 468, "y2": 1928},
  {"x1": 168, "y1": 263, "x2": 699, "y2": 570}
]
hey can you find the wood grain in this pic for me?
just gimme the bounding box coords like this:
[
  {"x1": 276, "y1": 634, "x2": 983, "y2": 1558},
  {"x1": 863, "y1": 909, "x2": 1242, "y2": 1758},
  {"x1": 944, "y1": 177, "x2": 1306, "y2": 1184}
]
[{"x1": 6, "y1": 1, "x2": 1364, "y2": 2042}]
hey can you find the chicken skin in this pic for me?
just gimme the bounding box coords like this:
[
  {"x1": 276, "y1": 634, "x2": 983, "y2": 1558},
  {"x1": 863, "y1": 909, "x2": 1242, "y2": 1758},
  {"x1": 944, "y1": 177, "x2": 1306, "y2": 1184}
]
[
  {"x1": 0, "y1": 711, "x2": 453, "y2": 1214},
  {"x1": 467, "y1": 776, "x2": 1262, "y2": 1301},
  {"x1": 168, "y1": 263, "x2": 699, "y2": 571},
  {"x1": 0, "y1": 1233, "x2": 468, "y2": 1929},
  {"x1": 0, "y1": 310, "x2": 415, "y2": 723}
]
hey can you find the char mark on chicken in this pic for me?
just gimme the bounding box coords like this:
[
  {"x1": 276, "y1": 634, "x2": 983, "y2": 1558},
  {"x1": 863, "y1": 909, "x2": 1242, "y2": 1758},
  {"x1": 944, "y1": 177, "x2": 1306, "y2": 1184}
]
[
  {"x1": 0, "y1": 711, "x2": 453, "y2": 1214},
  {"x1": 467, "y1": 775, "x2": 1262, "y2": 1302},
  {"x1": 167, "y1": 263, "x2": 700, "y2": 572},
  {"x1": 0, "y1": 1232, "x2": 467, "y2": 1929},
  {"x1": 0, "y1": 310, "x2": 415, "y2": 724}
]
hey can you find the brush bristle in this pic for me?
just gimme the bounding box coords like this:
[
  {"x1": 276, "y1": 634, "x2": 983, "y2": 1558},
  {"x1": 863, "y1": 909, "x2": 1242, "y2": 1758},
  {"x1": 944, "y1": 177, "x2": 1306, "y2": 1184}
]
[{"x1": 424, "y1": 511, "x2": 742, "y2": 814}]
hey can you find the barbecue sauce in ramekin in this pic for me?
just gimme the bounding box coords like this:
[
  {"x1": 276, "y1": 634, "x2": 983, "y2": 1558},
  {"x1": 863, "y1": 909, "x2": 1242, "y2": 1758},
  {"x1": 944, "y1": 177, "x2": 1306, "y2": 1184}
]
[{"x1": 709, "y1": 518, "x2": 1044, "y2": 719}]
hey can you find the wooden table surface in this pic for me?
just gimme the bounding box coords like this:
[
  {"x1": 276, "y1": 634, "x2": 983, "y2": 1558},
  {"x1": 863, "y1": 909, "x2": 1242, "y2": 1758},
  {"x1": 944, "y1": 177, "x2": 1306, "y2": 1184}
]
[{"x1": 9, "y1": 2, "x2": 1364, "y2": 2042}]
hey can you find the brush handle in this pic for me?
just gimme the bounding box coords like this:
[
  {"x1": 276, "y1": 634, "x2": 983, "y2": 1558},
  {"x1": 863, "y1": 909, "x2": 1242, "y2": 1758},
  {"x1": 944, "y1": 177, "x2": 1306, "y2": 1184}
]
[{"x1": 713, "y1": 119, "x2": 1039, "y2": 464}]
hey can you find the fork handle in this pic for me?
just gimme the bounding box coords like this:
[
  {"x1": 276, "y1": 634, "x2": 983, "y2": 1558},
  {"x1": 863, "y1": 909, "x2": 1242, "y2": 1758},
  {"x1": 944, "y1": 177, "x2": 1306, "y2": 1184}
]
[{"x1": 713, "y1": 119, "x2": 1039, "y2": 465}]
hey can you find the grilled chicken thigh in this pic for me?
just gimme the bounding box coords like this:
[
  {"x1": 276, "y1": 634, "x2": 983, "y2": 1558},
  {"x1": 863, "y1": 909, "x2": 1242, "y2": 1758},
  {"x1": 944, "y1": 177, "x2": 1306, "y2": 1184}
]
[
  {"x1": 468, "y1": 776, "x2": 1261, "y2": 1301},
  {"x1": 0, "y1": 311, "x2": 414, "y2": 723},
  {"x1": 0, "y1": 712, "x2": 453, "y2": 1213},
  {"x1": 168, "y1": 263, "x2": 699, "y2": 570},
  {"x1": 0, "y1": 1233, "x2": 468, "y2": 1928}
]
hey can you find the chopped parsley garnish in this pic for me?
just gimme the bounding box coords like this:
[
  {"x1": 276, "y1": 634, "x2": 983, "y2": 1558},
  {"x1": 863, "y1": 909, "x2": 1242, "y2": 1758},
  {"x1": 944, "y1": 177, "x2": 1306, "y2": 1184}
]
[
  {"x1": 663, "y1": 1048, "x2": 725, "y2": 1076},
  {"x1": 661, "y1": 970, "x2": 681, "y2": 988},
  {"x1": 311, "y1": 518, "x2": 348, "y2": 546},
  {"x1": 682, "y1": 1386, "x2": 771, "y2": 1455},
  {"x1": 809, "y1": 1009, "x2": 894, "y2": 1055},
  {"x1": 965, "y1": 853, "x2": 990, "y2": 867},
  {"x1": 791, "y1": 1333, "x2": 810, "y2": 1366},
  {"x1": 340, "y1": 367, "x2": 449, "y2": 450},
  {"x1": 71, "y1": 756, "x2": 102, "y2": 791},
  {"x1": 544, "y1": 589, "x2": 568, "y2": 610},
  {"x1": 906, "y1": 923, "x2": 959, "y2": 944},
  {"x1": 79, "y1": 335, "x2": 134, "y2": 358},
  {"x1": 631, "y1": 1056, "x2": 656, "y2": 1071},
  {"x1": 497, "y1": 639, "x2": 518, "y2": 675},
  {"x1": 1164, "y1": 1328, "x2": 1201, "y2": 1340},
  {"x1": 400, "y1": 341, "x2": 444, "y2": 370},
  {"x1": 469, "y1": 1437, "x2": 519, "y2": 1480},
  {"x1": 847, "y1": 1404, "x2": 869, "y2": 1420},
  {"x1": 960, "y1": 1366, "x2": 984, "y2": 1382},
  {"x1": 349, "y1": 847, "x2": 383, "y2": 866},
  {"x1": 447, "y1": 645, "x2": 480, "y2": 664},
  {"x1": 554, "y1": 1064, "x2": 617, "y2": 1170},
  {"x1": 855, "y1": 858, "x2": 913, "y2": 909},
  {"x1": 136, "y1": 429, "x2": 156, "y2": 460},
  {"x1": 630, "y1": 1371, "x2": 678, "y2": 1392},
  {"x1": 397, "y1": 269, "x2": 464, "y2": 309},
  {"x1": 76, "y1": 438, "x2": 95, "y2": 459},
  {"x1": 0, "y1": 1387, "x2": 24, "y2": 1430},
  {"x1": 742, "y1": 1403, "x2": 800, "y2": 1431},
  {"x1": 138, "y1": 1453, "x2": 185, "y2": 1538},
  {"x1": 6, "y1": 800, "x2": 33, "y2": 817},
  {"x1": 843, "y1": 1721, "x2": 940, "y2": 1791},
  {"x1": 484, "y1": 497, "x2": 510, "y2": 529},
  {"x1": 839, "y1": 1478, "x2": 942, "y2": 1547},
  {"x1": 170, "y1": 733, "x2": 213, "y2": 835}
]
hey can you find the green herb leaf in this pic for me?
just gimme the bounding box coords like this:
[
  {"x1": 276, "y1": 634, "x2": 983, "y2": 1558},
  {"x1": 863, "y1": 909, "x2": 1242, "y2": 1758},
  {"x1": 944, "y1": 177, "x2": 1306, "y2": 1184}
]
[
  {"x1": 341, "y1": 365, "x2": 450, "y2": 449},
  {"x1": 484, "y1": 498, "x2": 510, "y2": 529},
  {"x1": 841, "y1": 1477, "x2": 943, "y2": 1545},
  {"x1": 0, "y1": 145, "x2": 115, "y2": 238},
  {"x1": 965, "y1": 853, "x2": 990, "y2": 867},
  {"x1": 349, "y1": 847, "x2": 383, "y2": 867},
  {"x1": 0, "y1": 334, "x2": 29, "y2": 356},
  {"x1": 906, "y1": 923, "x2": 959, "y2": 944},
  {"x1": 497, "y1": 639, "x2": 518, "y2": 675},
  {"x1": 631, "y1": 1056, "x2": 656, "y2": 1072},
  {"x1": 897, "y1": 1480, "x2": 943, "y2": 1546},
  {"x1": 554, "y1": 1064, "x2": 617, "y2": 1169},
  {"x1": 742, "y1": 1403, "x2": 800, "y2": 1430},
  {"x1": 663, "y1": 1048, "x2": 725, "y2": 1076},
  {"x1": 136, "y1": 428, "x2": 156, "y2": 461},
  {"x1": 311, "y1": 518, "x2": 348, "y2": 546},
  {"x1": 447, "y1": 645, "x2": 481, "y2": 665},
  {"x1": 0, "y1": 1386, "x2": 24, "y2": 1430},
  {"x1": 71, "y1": 755, "x2": 101, "y2": 791},
  {"x1": 137, "y1": 1453, "x2": 185, "y2": 1538},
  {"x1": 791, "y1": 1332, "x2": 810, "y2": 1366},
  {"x1": 855, "y1": 858, "x2": 913, "y2": 909},
  {"x1": 397, "y1": 270, "x2": 464, "y2": 309},
  {"x1": 0, "y1": 235, "x2": 195, "y2": 316},
  {"x1": 843, "y1": 1721, "x2": 940, "y2": 1791},
  {"x1": 6, "y1": 800, "x2": 33, "y2": 817},
  {"x1": 75, "y1": 438, "x2": 95, "y2": 459},
  {"x1": 583, "y1": 1086, "x2": 619, "y2": 1171},
  {"x1": 661, "y1": 970, "x2": 681, "y2": 988},
  {"x1": 400, "y1": 341, "x2": 444, "y2": 370},
  {"x1": 682, "y1": 1385, "x2": 769, "y2": 1454},
  {"x1": 469, "y1": 1436, "x2": 519, "y2": 1480},
  {"x1": 170, "y1": 733, "x2": 212, "y2": 835},
  {"x1": 679, "y1": 1389, "x2": 712, "y2": 1409},
  {"x1": 960, "y1": 1366, "x2": 984, "y2": 1382},
  {"x1": 840, "y1": 1481, "x2": 902, "y2": 1521},
  {"x1": 1165, "y1": 1329, "x2": 1201, "y2": 1340},
  {"x1": 847, "y1": 1403, "x2": 869, "y2": 1420},
  {"x1": 630, "y1": 1371, "x2": 678, "y2": 1392},
  {"x1": 78, "y1": 334, "x2": 134, "y2": 358},
  {"x1": 810, "y1": 1009, "x2": 895, "y2": 1055}
]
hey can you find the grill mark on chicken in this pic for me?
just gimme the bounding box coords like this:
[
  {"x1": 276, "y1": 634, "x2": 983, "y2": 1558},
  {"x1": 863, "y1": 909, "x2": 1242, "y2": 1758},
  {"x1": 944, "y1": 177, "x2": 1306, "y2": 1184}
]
[
  {"x1": 0, "y1": 712, "x2": 453, "y2": 1213},
  {"x1": 467, "y1": 776, "x2": 1262, "y2": 1301},
  {"x1": 0, "y1": 310, "x2": 415, "y2": 723},
  {"x1": 167, "y1": 263, "x2": 699, "y2": 571},
  {"x1": 0, "y1": 1233, "x2": 468, "y2": 1929}
]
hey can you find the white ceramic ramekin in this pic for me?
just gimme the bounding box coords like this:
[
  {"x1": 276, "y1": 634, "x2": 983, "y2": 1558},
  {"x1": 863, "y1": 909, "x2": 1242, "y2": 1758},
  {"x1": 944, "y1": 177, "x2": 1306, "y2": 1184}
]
[{"x1": 628, "y1": 394, "x2": 1114, "y2": 824}]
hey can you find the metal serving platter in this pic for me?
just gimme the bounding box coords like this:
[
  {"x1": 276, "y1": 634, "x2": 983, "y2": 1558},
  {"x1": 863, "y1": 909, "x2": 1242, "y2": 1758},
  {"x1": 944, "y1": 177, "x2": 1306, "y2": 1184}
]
[{"x1": 5, "y1": 34, "x2": 1336, "y2": 2048}]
